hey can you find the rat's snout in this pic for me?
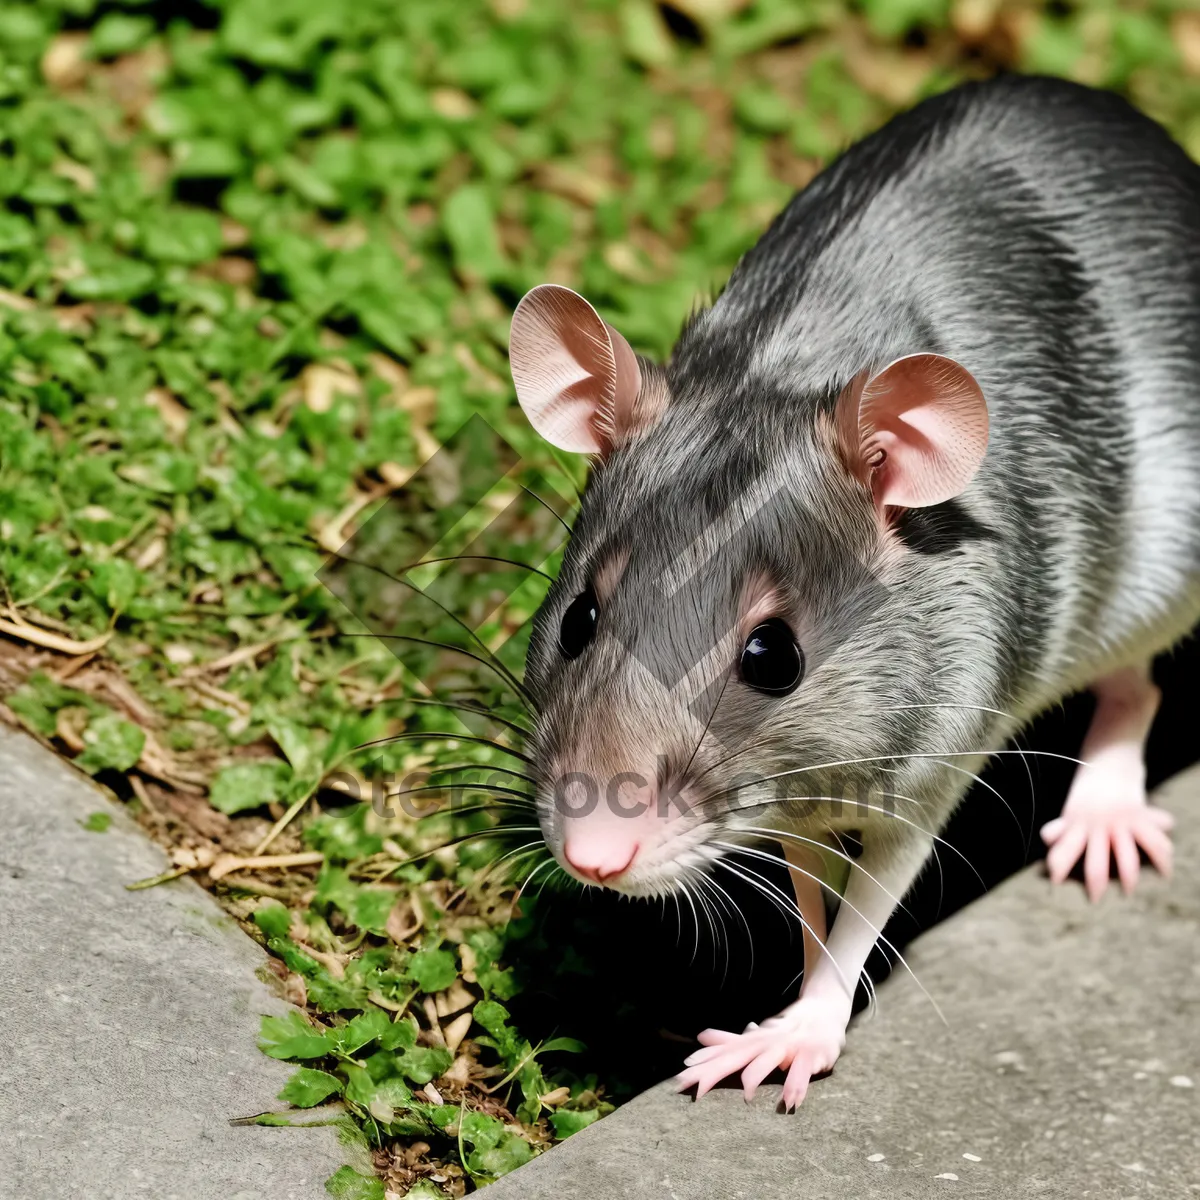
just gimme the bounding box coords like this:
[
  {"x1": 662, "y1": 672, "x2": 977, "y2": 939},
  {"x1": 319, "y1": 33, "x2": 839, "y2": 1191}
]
[
  {"x1": 562, "y1": 837, "x2": 638, "y2": 884},
  {"x1": 551, "y1": 769, "x2": 662, "y2": 888}
]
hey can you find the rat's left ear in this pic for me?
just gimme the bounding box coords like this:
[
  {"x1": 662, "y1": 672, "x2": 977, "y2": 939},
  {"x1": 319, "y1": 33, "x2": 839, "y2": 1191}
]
[
  {"x1": 509, "y1": 284, "x2": 646, "y2": 456},
  {"x1": 838, "y1": 353, "x2": 988, "y2": 510}
]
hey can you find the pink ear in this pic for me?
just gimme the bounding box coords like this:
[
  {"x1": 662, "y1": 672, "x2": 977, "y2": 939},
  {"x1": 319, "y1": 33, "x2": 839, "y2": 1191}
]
[
  {"x1": 509, "y1": 284, "x2": 642, "y2": 455},
  {"x1": 850, "y1": 353, "x2": 988, "y2": 509}
]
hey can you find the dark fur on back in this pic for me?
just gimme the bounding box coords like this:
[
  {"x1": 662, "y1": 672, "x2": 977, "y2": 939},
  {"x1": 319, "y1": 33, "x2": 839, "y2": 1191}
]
[{"x1": 668, "y1": 74, "x2": 1200, "y2": 703}]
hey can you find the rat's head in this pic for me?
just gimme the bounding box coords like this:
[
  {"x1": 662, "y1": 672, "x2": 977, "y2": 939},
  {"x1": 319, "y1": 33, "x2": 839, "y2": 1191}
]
[{"x1": 509, "y1": 285, "x2": 988, "y2": 898}]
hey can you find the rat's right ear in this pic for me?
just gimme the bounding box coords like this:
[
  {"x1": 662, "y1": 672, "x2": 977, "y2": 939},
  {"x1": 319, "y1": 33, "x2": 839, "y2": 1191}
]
[
  {"x1": 509, "y1": 284, "x2": 646, "y2": 455},
  {"x1": 837, "y1": 352, "x2": 988, "y2": 511}
]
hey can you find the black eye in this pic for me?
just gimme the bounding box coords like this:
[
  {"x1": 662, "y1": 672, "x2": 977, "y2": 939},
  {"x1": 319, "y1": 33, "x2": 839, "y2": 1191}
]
[
  {"x1": 559, "y1": 586, "x2": 598, "y2": 659},
  {"x1": 740, "y1": 619, "x2": 804, "y2": 695}
]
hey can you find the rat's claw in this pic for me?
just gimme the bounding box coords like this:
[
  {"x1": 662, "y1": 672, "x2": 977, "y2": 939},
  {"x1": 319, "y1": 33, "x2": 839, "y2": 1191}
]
[
  {"x1": 674, "y1": 1059, "x2": 731, "y2": 1100},
  {"x1": 740, "y1": 1046, "x2": 785, "y2": 1102},
  {"x1": 781, "y1": 1052, "x2": 817, "y2": 1110}
]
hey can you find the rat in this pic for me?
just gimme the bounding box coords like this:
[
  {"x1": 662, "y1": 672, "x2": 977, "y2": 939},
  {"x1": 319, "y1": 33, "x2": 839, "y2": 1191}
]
[{"x1": 504, "y1": 75, "x2": 1197, "y2": 1108}]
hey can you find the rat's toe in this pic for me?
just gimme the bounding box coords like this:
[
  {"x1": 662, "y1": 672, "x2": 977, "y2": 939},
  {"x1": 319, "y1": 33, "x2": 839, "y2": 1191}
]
[
  {"x1": 781, "y1": 1057, "x2": 813, "y2": 1110},
  {"x1": 695, "y1": 1028, "x2": 740, "y2": 1047}
]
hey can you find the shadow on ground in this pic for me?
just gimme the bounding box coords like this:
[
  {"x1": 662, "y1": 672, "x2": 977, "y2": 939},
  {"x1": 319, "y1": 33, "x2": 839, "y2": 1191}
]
[{"x1": 503, "y1": 633, "x2": 1200, "y2": 1102}]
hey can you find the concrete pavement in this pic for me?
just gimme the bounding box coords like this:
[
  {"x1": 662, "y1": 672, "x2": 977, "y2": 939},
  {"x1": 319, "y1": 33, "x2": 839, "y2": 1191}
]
[
  {"x1": 0, "y1": 724, "x2": 348, "y2": 1200},
  {"x1": 2, "y1": 716, "x2": 1196, "y2": 1199},
  {"x1": 489, "y1": 768, "x2": 1200, "y2": 1199}
]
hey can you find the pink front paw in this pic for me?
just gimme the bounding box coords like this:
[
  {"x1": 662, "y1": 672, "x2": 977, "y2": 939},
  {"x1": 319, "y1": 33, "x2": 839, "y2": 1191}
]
[
  {"x1": 674, "y1": 1000, "x2": 846, "y2": 1110},
  {"x1": 1041, "y1": 803, "x2": 1173, "y2": 902}
]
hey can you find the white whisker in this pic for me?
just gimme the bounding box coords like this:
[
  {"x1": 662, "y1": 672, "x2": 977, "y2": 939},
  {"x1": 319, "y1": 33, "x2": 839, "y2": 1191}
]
[
  {"x1": 712, "y1": 853, "x2": 854, "y2": 1001},
  {"x1": 714, "y1": 839, "x2": 944, "y2": 1025},
  {"x1": 705, "y1": 872, "x2": 752, "y2": 980},
  {"x1": 705, "y1": 747, "x2": 1086, "y2": 811},
  {"x1": 737, "y1": 825, "x2": 913, "y2": 921},
  {"x1": 691, "y1": 869, "x2": 730, "y2": 978},
  {"x1": 514, "y1": 854, "x2": 559, "y2": 904},
  {"x1": 676, "y1": 874, "x2": 704, "y2": 965},
  {"x1": 926, "y1": 755, "x2": 1029, "y2": 848},
  {"x1": 853, "y1": 795, "x2": 989, "y2": 892},
  {"x1": 689, "y1": 869, "x2": 722, "y2": 972}
]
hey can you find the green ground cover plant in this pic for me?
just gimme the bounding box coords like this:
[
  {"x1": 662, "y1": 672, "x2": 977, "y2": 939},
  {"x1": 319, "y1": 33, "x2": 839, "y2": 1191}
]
[{"x1": 1, "y1": 0, "x2": 1197, "y2": 1193}]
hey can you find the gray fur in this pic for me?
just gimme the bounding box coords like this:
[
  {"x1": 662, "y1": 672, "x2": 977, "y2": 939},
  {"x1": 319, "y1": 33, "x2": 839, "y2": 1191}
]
[{"x1": 523, "y1": 76, "x2": 1200, "y2": 901}]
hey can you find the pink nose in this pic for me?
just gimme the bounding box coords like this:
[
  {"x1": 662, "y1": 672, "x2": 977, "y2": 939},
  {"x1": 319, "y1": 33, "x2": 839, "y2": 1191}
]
[{"x1": 562, "y1": 839, "x2": 638, "y2": 884}]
